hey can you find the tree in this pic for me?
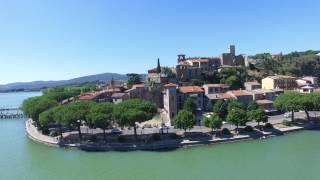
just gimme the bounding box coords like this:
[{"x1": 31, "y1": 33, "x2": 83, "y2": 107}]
[
  {"x1": 113, "y1": 99, "x2": 157, "y2": 139},
  {"x1": 174, "y1": 110, "x2": 195, "y2": 133},
  {"x1": 126, "y1": 73, "x2": 142, "y2": 87},
  {"x1": 247, "y1": 101, "x2": 259, "y2": 111},
  {"x1": 274, "y1": 92, "x2": 301, "y2": 122},
  {"x1": 43, "y1": 87, "x2": 81, "y2": 102},
  {"x1": 21, "y1": 96, "x2": 58, "y2": 127},
  {"x1": 225, "y1": 75, "x2": 241, "y2": 89},
  {"x1": 227, "y1": 100, "x2": 246, "y2": 112},
  {"x1": 212, "y1": 100, "x2": 228, "y2": 120},
  {"x1": 54, "y1": 101, "x2": 95, "y2": 140},
  {"x1": 87, "y1": 103, "x2": 114, "y2": 141},
  {"x1": 156, "y1": 58, "x2": 161, "y2": 74},
  {"x1": 298, "y1": 93, "x2": 315, "y2": 121},
  {"x1": 183, "y1": 98, "x2": 196, "y2": 114},
  {"x1": 227, "y1": 108, "x2": 247, "y2": 135},
  {"x1": 247, "y1": 108, "x2": 268, "y2": 126},
  {"x1": 202, "y1": 113, "x2": 223, "y2": 136},
  {"x1": 161, "y1": 67, "x2": 176, "y2": 79}
]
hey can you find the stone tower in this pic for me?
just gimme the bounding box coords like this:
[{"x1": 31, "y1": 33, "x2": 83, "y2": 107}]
[{"x1": 177, "y1": 54, "x2": 186, "y2": 63}]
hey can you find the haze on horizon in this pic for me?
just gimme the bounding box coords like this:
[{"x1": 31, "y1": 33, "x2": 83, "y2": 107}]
[{"x1": 0, "y1": 0, "x2": 319, "y2": 84}]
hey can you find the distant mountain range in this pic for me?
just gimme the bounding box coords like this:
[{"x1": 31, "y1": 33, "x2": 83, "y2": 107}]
[{"x1": 0, "y1": 73, "x2": 130, "y2": 92}]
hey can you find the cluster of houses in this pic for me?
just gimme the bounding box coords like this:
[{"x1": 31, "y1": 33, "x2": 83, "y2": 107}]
[{"x1": 77, "y1": 45, "x2": 320, "y2": 126}]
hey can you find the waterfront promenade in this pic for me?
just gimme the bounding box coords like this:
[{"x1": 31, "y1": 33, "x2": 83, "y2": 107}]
[
  {"x1": 26, "y1": 119, "x2": 59, "y2": 146},
  {"x1": 25, "y1": 116, "x2": 318, "y2": 151}
]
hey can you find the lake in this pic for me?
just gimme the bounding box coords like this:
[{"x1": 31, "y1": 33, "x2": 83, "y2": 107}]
[{"x1": 0, "y1": 92, "x2": 320, "y2": 180}]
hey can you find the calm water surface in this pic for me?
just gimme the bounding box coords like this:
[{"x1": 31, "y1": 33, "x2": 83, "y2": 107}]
[{"x1": 0, "y1": 92, "x2": 320, "y2": 180}]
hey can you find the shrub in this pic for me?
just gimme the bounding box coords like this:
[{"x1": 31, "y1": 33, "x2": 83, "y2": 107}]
[
  {"x1": 264, "y1": 123, "x2": 273, "y2": 129},
  {"x1": 152, "y1": 133, "x2": 161, "y2": 141},
  {"x1": 282, "y1": 120, "x2": 291, "y2": 126},
  {"x1": 244, "y1": 126, "x2": 254, "y2": 132},
  {"x1": 118, "y1": 136, "x2": 127, "y2": 142},
  {"x1": 221, "y1": 128, "x2": 231, "y2": 135},
  {"x1": 169, "y1": 133, "x2": 179, "y2": 139}
]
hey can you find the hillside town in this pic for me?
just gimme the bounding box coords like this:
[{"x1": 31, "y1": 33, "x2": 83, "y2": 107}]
[{"x1": 77, "y1": 45, "x2": 320, "y2": 127}]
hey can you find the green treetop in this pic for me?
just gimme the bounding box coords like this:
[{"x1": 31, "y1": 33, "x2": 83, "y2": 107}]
[
  {"x1": 202, "y1": 113, "x2": 223, "y2": 136},
  {"x1": 174, "y1": 110, "x2": 195, "y2": 133},
  {"x1": 227, "y1": 108, "x2": 247, "y2": 135}
]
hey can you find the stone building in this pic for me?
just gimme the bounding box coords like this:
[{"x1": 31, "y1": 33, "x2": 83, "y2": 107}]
[
  {"x1": 176, "y1": 54, "x2": 221, "y2": 82},
  {"x1": 244, "y1": 82, "x2": 262, "y2": 90},
  {"x1": 262, "y1": 75, "x2": 297, "y2": 90},
  {"x1": 163, "y1": 84, "x2": 204, "y2": 124}
]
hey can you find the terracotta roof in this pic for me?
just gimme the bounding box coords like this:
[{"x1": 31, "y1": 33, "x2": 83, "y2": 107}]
[
  {"x1": 179, "y1": 86, "x2": 204, "y2": 93},
  {"x1": 228, "y1": 90, "x2": 252, "y2": 96},
  {"x1": 256, "y1": 99, "x2": 274, "y2": 105},
  {"x1": 79, "y1": 93, "x2": 99, "y2": 100},
  {"x1": 204, "y1": 84, "x2": 230, "y2": 88},
  {"x1": 105, "y1": 87, "x2": 122, "y2": 93},
  {"x1": 206, "y1": 93, "x2": 233, "y2": 100},
  {"x1": 164, "y1": 83, "x2": 178, "y2": 88},
  {"x1": 189, "y1": 58, "x2": 209, "y2": 63}
]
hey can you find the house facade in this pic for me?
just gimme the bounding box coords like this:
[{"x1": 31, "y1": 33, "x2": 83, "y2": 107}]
[{"x1": 262, "y1": 75, "x2": 297, "y2": 90}]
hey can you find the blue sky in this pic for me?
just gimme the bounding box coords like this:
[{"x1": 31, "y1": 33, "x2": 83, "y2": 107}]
[{"x1": 0, "y1": 0, "x2": 319, "y2": 84}]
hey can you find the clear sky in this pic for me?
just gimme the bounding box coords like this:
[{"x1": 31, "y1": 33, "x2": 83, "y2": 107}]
[{"x1": 0, "y1": 0, "x2": 319, "y2": 84}]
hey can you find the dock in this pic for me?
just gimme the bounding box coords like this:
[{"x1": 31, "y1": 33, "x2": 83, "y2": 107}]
[{"x1": 0, "y1": 107, "x2": 25, "y2": 119}]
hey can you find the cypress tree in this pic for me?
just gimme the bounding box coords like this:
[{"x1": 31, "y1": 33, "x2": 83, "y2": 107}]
[{"x1": 156, "y1": 58, "x2": 161, "y2": 73}]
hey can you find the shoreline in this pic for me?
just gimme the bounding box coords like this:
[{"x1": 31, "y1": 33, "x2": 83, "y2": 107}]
[{"x1": 25, "y1": 119, "x2": 318, "y2": 152}]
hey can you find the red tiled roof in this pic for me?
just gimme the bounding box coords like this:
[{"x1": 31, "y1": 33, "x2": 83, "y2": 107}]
[
  {"x1": 179, "y1": 86, "x2": 204, "y2": 93},
  {"x1": 190, "y1": 59, "x2": 209, "y2": 63},
  {"x1": 204, "y1": 84, "x2": 230, "y2": 88},
  {"x1": 79, "y1": 93, "x2": 99, "y2": 100},
  {"x1": 164, "y1": 83, "x2": 178, "y2": 88},
  {"x1": 228, "y1": 90, "x2": 252, "y2": 96},
  {"x1": 206, "y1": 93, "x2": 233, "y2": 100},
  {"x1": 256, "y1": 99, "x2": 274, "y2": 105}
]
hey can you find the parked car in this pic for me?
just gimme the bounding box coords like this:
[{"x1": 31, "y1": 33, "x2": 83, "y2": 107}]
[{"x1": 111, "y1": 128, "x2": 122, "y2": 135}]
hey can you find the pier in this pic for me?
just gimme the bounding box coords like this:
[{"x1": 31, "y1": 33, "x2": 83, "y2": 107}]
[{"x1": 0, "y1": 107, "x2": 25, "y2": 119}]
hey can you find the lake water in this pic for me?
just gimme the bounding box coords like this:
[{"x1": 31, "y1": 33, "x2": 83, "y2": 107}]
[{"x1": 1, "y1": 92, "x2": 320, "y2": 180}]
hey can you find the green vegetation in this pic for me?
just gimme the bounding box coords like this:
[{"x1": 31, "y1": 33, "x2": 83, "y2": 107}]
[
  {"x1": 182, "y1": 98, "x2": 196, "y2": 114},
  {"x1": 275, "y1": 92, "x2": 320, "y2": 122},
  {"x1": 174, "y1": 110, "x2": 195, "y2": 133},
  {"x1": 161, "y1": 67, "x2": 176, "y2": 79},
  {"x1": 43, "y1": 87, "x2": 81, "y2": 102},
  {"x1": 22, "y1": 96, "x2": 58, "y2": 126},
  {"x1": 227, "y1": 108, "x2": 247, "y2": 135},
  {"x1": 113, "y1": 99, "x2": 157, "y2": 139},
  {"x1": 212, "y1": 100, "x2": 228, "y2": 120},
  {"x1": 218, "y1": 67, "x2": 247, "y2": 89},
  {"x1": 126, "y1": 73, "x2": 142, "y2": 87},
  {"x1": 227, "y1": 100, "x2": 246, "y2": 112},
  {"x1": 202, "y1": 113, "x2": 222, "y2": 135},
  {"x1": 87, "y1": 102, "x2": 114, "y2": 141},
  {"x1": 247, "y1": 102, "x2": 268, "y2": 126},
  {"x1": 253, "y1": 50, "x2": 320, "y2": 78},
  {"x1": 156, "y1": 58, "x2": 161, "y2": 74}
]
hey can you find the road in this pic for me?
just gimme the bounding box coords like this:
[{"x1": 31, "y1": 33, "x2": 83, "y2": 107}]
[{"x1": 79, "y1": 111, "x2": 320, "y2": 136}]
